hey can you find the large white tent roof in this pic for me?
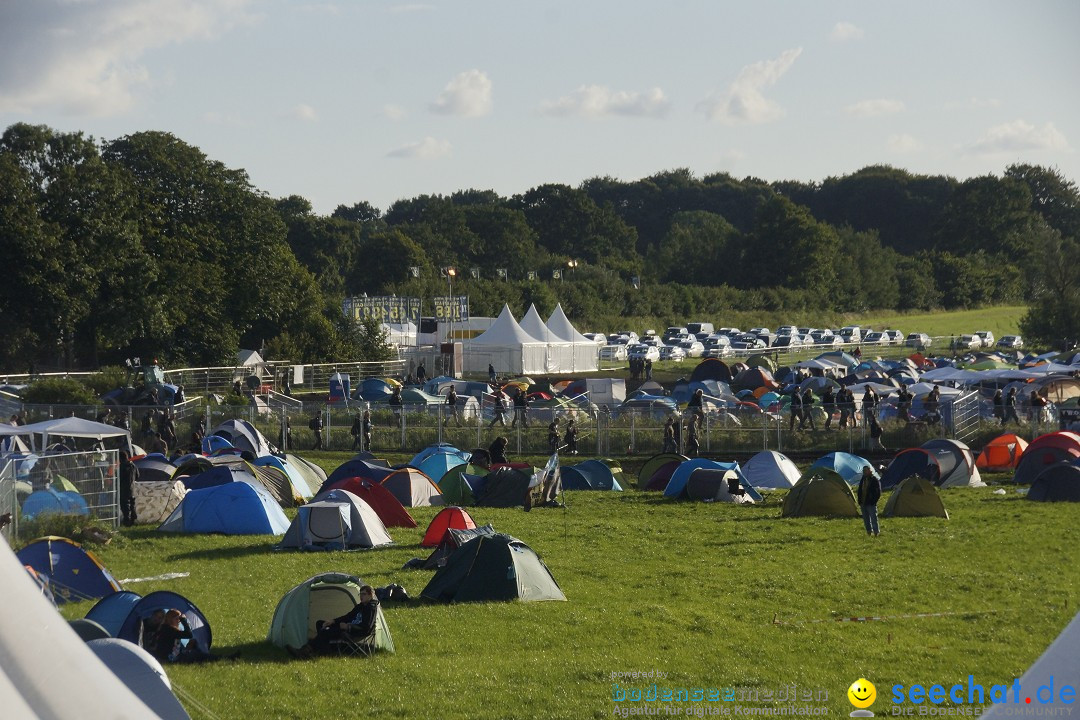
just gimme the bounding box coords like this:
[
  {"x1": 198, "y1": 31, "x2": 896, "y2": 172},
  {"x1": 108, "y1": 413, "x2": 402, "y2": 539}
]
[
  {"x1": 520, "y1": 305, "x2": 558, "y2": 343},
  {"x1": 468, "y1": 304, "x2": 543, "y2": 346},
  {"x1": 546, "y1": 303, "x2": 593, "y2": 343}
]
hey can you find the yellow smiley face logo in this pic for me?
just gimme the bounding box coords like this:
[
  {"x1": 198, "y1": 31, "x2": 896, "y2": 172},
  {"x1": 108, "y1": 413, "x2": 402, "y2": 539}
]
[{"x1": 848, "y1": 678, "x2": 876, "y2": 709}]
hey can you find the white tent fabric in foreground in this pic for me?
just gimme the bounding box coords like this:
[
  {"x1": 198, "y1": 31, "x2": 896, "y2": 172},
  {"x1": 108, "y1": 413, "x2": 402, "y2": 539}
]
[
  {"x1": 983, "y1": 609, "x2": 1080, "y2": 717},
  {"x1": 0, "y1": 538, "x2": 162, "y2": 719}
]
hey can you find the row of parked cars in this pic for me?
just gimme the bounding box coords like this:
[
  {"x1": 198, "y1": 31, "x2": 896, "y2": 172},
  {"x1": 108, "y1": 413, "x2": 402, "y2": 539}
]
[{"x1": 584, "y1": 323, "x2": 1025, "y2": 362}]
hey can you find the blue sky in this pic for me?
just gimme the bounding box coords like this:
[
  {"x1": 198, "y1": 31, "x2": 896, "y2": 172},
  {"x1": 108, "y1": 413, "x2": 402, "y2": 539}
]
[{"x1": 2, "y1": 0, "x2": 1077, "y2": 215}]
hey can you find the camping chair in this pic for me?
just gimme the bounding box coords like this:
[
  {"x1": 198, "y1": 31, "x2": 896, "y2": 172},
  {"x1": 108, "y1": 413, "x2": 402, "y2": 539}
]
[{"x1": 329, "y1": 630, "x2": 375, "y2": 658}]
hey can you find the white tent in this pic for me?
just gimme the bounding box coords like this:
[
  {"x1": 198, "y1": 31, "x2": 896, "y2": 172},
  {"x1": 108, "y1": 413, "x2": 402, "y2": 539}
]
[
  {"x1": 742, "y1": 451, "x2": 802, "y2": 489},
  {"x1": 86, "y1": 639, "x2": 190, "y2": 720},
  {"x1": 546, "y1": 304, "x2": 599, "y2": 372},
  {"x1": 462, "y1": 305, "x2": 547, "y2": 375},
  {"x1": 0, "y1": 539, "x2": 162, "y2": 719},
  {"x1": 984, "y1": 609, "x2": 1080, "y2": 717},
  {"x1": 2, "y1": 417, "x2": 132, "y2": 453},
  {"x1": 520, "y1": 305, "x2": 577, "y2": 374}
]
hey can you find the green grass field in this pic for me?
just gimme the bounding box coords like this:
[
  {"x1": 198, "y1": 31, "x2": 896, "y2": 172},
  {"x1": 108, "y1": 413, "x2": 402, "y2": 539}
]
[{"x1": 52, "y1": 451, "x2": 1080, "y2": 720}]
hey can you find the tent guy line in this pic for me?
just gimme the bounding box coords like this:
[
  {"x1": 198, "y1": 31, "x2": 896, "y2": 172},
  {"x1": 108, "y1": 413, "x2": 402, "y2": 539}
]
[
  {"x1": 118, "y1": 572, "x2": 190, "y2": 584},
  {"x1": 771, "y1": 609, "x2": 1004, "y2": 626}
]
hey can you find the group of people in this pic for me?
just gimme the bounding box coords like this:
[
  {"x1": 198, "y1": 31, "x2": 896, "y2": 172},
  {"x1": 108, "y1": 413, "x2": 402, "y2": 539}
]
[
  {"x1": 993, "y1": 387, "x2": 1050, "y2": 425},
  {"x1": 820, "y1": 386, "x2": 860, "y2": 429},
  {"x1": 628, "y1": 356, "x2": 653, "y2": 381}
]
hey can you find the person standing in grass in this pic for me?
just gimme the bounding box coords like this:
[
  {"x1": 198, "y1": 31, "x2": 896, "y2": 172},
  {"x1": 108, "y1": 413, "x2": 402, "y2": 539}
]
[
  {"x1": 662, "y1": 416, "x2": 677, "y2": 453},
  {"x1": 548, "y1": 418, "x2": 560, "y2": 454},
  {"x1": 857, "y1": 466, "x2": 882, "y2": 537}
]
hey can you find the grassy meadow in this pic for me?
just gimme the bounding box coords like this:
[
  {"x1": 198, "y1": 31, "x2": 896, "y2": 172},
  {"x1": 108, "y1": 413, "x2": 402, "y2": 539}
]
[{"x1": 54, "y1": 450, "x2": 1080, "y2": 720}]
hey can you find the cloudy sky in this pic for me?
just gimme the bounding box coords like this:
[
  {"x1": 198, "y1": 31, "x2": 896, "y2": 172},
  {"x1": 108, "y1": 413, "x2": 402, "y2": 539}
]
[{"x1": 1, "y1": 0, "x2": 1077, "y2": 214}]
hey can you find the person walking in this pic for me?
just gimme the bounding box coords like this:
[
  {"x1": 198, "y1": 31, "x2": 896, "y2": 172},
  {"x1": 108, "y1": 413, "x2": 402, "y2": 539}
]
[
  {"x1": 511, "y1": 390, "x2": 529, "y2": 428},
  {"x1": 800, "y1": 388, "x2": 817, "y2": 430},
  {"x1": 662, "y1": 416, "x2": 677, "y2": 453},
  {"x1": 788, "y1": 388, "x2": 803, "y2": 432},
  {"x1": 857, "y1": 466, "x2": 882, "y2": 537},
  {"x1": 547, "y1": 418, "x2": 560, "y2": 454},
  {"x1": 310, "y1": 412, "x2": 324, "y2": 451},
  {"x1": 362, "y1": 410, "x2": 372, "y2": 450},
  {"x1": 822, "y1": 386, "x2": 836, "y2": 430},
  {"x1": 444, "y1": 386, "x2": 461, "y2": 426},
  {"x1": 1003, "y1": 387, "x2": 1020, "y2": 425},
  {"x1": 488, "y1": 387, "x2": 508, "y2": 428},
  {"x1": 563, "y1": 419, "x2": 578, "y2": 455},
  {"x1": 350, "y1": 413, "x2": 363, "y2": 451},
  {"x1": 119, "y1": 450, "x2": 139, "y2": 526},
  {"x1": 685, "y1": 418, "x2": 700, "y2": 457}
]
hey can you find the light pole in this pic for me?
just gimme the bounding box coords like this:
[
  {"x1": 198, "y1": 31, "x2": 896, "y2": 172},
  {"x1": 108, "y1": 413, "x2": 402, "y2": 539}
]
[
  {"x1": 567, "y1": 259, "x2": 578, "y2": 276},
  {"x1": 446, "y1": 267, "x2": 456, "y2": 344}
]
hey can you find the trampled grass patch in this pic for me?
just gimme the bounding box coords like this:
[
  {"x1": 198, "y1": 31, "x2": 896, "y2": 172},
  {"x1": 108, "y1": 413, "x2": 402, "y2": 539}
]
[{"x1": 61, "y1": 467, "x2": 1080, "y2": 720}]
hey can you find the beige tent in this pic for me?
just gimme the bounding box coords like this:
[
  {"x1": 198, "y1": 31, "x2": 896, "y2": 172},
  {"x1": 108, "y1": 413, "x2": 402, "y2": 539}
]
[
  {"x1": 781, "y1": 469, "x2": 859, "y2": 518},
  {"x1": 134, "y1": 480, "x2": 188, "y2": 525},
  {"x1": 882, "y1": 476, "x2": 949, "y2": 518}
]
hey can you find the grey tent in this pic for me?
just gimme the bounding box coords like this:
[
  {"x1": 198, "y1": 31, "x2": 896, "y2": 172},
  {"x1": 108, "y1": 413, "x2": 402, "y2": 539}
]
[
  {"x1": 423, "y1": 524, "x2": 498, "y2": 569},
  {"x1": 86, "y1": 639, "x2": 190, "y2": 720},
  {"x1": 278, "y1": 489, "x2": 393, "y2": 549},
  {"x1": 421, "y1": 533, "x2": 566, "y2": 603}
]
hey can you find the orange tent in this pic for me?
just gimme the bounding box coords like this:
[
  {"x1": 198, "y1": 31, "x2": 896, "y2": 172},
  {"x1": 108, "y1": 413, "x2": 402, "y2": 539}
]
[
  {"x1": 975, "y1": 433, "x2": 1029, "y2": 471},
  {"x1": 421, "y1": 506, "x2": 477, "y2": 547}
]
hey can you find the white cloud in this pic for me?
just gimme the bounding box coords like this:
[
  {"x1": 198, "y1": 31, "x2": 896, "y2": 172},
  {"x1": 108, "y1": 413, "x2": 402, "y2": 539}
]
[
  {"x1": 381, "y1": 103, "x2": 407, "y2": 120},
  {"x1": 284, "y1": 103, "x2": 317, "y2": 121},
  {"x1": 844, "y1": 99, "x2": 905, "y2": 118},
  {"x1": 946, "y1": 96, "x2": 1002, "y2": 110},
  {"x1": 830, "y1": 22, "x2": 864, "y2": 41},
  {"x1": 386, "y1": 137, "x2": 452, "y2": 159},
  {"x1": 429, "y1": 69, "x2": 492, "y2": 117},
  {"x1": 0, "y1": 0, "x2": 253, "y2": 117},
  {"x1": 539, "y1": 85, "x2": 669, "y2": 118},
  {"x1": 887, "y1": 133, "x2": 922, "y2": 153},
  {"x1": 965, "y1": 120, "x2": 1071, "y2": 155},
  {"x1": 697, "y1": 48, "x2": 802, "y2": 124}
]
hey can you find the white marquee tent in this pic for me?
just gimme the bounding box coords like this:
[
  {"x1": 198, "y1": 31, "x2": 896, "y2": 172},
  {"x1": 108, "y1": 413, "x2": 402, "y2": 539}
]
[{"x1": 462, "y1": 305, "x2": 547, "y2": 376}]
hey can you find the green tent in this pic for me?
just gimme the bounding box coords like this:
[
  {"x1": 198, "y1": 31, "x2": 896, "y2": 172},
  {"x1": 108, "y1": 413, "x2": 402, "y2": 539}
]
[
  {"x1": 781, "y1": 469, "x2": 859, "y2": 518},
  {"x1": 438, "y1": 463, "x2": 488, "y2": 505},
  {"x1": 268, "y1": 572, "x2": 395, "y2": 654},
  {"x1": 421, "y1": 534, "x2": 566, "y2": 603},
  {"x1": 882, "y1": 476, "x2": 949, "y2": 518}
]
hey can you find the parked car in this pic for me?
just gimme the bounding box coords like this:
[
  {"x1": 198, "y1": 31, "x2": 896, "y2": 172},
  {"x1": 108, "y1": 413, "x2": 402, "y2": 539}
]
[
  {"x1": 717, "y1": 327, "x2": 742, "y2": 337},
  {"x1": 686, "y1": 322, "x2": 715, "y2": 336},
  {"x1": 703, "y1": 345, "x2": 734, "y2": 358},
  {"x1": 883, "y1": 329, "x2": 904, "y2": 345},
  {"x1": 659, "y1": 344, "x2": 686, "y2": 361},
  {"x1": 810, "y1": 329, "x2": 836, "y2": 345},
  {"x1": 906, "y1": 332, "x2": 932, "y2": 348},
  {"x1": 582, "y1": 332, "x2": 607, "y2": 345},
  {"x1": 600, "y1": 344, "x2": 628, "y2": 361},
  {"x1": 615, "y1": 330, "x2": 640, "y2": 343},
  {"x1": 627, "y1": 343, "x2": 660, "y2": 362},
  {"x1": 839, "y1": 326, "x2": 862, "y2": 344},
  {"x1": 703, "y1": 335, "x2": 733, "y2": 358},
  {"x1": 975, "y1": 330, "x2": 996, "y2": 347},
  {"x1": 772, "y1": 334, "x2": 802, "y2": 348},
  {"x1": 640, "y1": 335, "x2": 661, "y2": 347},
  {"x1": 677, "y1": 339, "x2": 705, "y2": 358},
  {"x1": 997, "y1": 335, "x2": 1024, "y2": 349},
  {"x1": 731, "y1": 333, "x2": 766, "y2": 350},
  {"x1": 776, "y1": 325, "x2": 798, "y2": 336},
  {"x1": 954, "y1": 334, "x2": 983, "y2": 351},
  {"x1": 662, "y1": 326, "x2": 688, "y2": 344},
  {"x1": 863, "y1": 331, "x2": 888, "y2": 345}
]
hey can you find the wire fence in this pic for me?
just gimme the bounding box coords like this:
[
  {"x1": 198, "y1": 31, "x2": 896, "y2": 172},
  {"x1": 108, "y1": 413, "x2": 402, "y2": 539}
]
[{"x1": 0, "y1": 450, "x2": 119, "y2": 536}]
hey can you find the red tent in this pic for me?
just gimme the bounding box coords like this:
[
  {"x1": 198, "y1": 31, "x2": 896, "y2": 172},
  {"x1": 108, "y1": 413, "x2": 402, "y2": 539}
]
[
  {"x1": 421, "y1": 506, "x2": 477, "y2": 547},
  {"x1": 1013, "y1": 432, "x2": 1080, "y2": 485},
  {"x1": 319, "y1": 476, "x2": 416, "y2": 528},
  {"x1": 975, "y1": 433, "x2": 1029, "y2": 472}
]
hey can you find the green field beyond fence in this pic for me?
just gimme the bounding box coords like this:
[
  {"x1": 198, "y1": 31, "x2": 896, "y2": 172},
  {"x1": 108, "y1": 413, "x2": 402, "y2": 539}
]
[{"x1": 54, "y1": 454, "x2": 1080, "y2": 720}]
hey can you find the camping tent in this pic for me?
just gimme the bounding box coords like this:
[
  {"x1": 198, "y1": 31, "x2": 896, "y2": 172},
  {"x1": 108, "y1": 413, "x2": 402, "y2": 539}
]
[
  {"x1": 268, "y1": 572, "x2": 394, "y2": 654},
  {"x1": 422, "y1": 506, "x2": 477, "y2": 547},
  {"x1": 880, "y1": 443, "x2": 983, "y2": 490},
  {"x1": 278, "y1": 489, "x2": 393, "y2": 549},
  {"x1": 133, "y1": 480, "x2": 188, "y2": 525},
  {"x1": 423, "y1": 524, "x2": 497, "y2": 569},
  {"x1": 320, "y1": 458, "x2": 395, "y2": 493},
  {"x1": 983, "y1": 609, "x2": 1080, "y2": 717},
  {"x1": 663, "y1": 459, "x2": 750, "y2": 499},
  {"x1": 380, "y1": 467, "x2": 443, "y2": 507},
  {"x1": 781, "y1": 469, "x2": 860, "y2": 518},
  {"x1": 684, "y1": 468, "x2": 755, "y2": 503},
  {"x1": 158, "y1": 480, "x2": 290, "y2": 535},
  {"x1": 86, "y1": 639, "x2": 191, "y2": 720},
  {"x1": 113, "y1": 591, "x2": 214, "y2": 654},
  {"x1": 409, "y1": 446, "x2": 469, "y2": 482},
  {"x1": 742, "y1": 451, "x2": 801, "y2": 489},
  {"x1": 20, "y1": 488, "x2": 89, "y2": 521},
  {"x1": 462, "y1": 304, "x2": 547, "y2": 376},
  {"x1": 639, "y1": 452, "x2": 688, "y2": 492},
  {"x1": 975, "y1": 433, "x2": 1029, "y2": 472},
  {"x1": 809, "y1": 452, "x2": 878, "y2": 485},
  {"x1": 210, "y1": 419, "x2": 273, "y2": 457},
  {"x1": 1028, "y1": 463, "x2": 1080, "y2": 502},
  {"x1": 0, "y1": 539, "x2": 163, "y2": 719},
  {"x1": 561, "y1": 460, "x2": 624, "y2": 491},
  {"x1": 421, "y1": 533, "x2": 566, "y2": 603},
  {"x1": 16, "y1": 536, "x2": 121, "y2": 605},
  {"x1": 1013, "y1": 432, "x2": 1080, "y2": 485},
  {"x1": 316, "y1": 477, "x2": 416, "y2": 528},
  {"x1": 921, "y1": 438, "x2": 984, "y2": 488},
  {"x1": 438, "y1": 463, "x2": 489, "y2": 505},
  {"x1": 470, "y1": 466, "x2": 533, "y2": 507},
  {"x1": 132, "y1": 456, "x2": 177, "y2": 484},
  {"x1": 882, "y1": 476, "x2": 950, "y2": 518}
]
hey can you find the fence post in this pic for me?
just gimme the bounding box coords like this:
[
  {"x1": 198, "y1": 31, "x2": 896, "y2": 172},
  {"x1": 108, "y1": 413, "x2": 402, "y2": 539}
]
[{"x1": 630, "y1": 411, "x2": 636, "y2": 455}]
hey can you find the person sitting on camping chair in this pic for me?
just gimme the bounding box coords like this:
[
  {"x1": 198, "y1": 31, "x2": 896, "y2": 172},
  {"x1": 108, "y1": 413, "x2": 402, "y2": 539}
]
[
  {"x1": 144, "y1": 609, "x2": 227, "y2": 663},
  {"x1": 305, "y1": 586, "x2": 380, "y2": 657}
]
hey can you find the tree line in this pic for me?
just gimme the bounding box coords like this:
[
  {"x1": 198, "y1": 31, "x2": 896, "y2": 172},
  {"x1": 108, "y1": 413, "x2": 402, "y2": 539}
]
[{"x1": 2, "y1": 122, "x2": 1078, "y2": 372}]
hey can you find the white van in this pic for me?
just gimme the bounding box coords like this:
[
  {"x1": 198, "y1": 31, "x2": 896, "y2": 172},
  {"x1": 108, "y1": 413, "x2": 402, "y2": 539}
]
[{"x1": 839, "y1": 326, "x2": 862, "y2": 344}]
